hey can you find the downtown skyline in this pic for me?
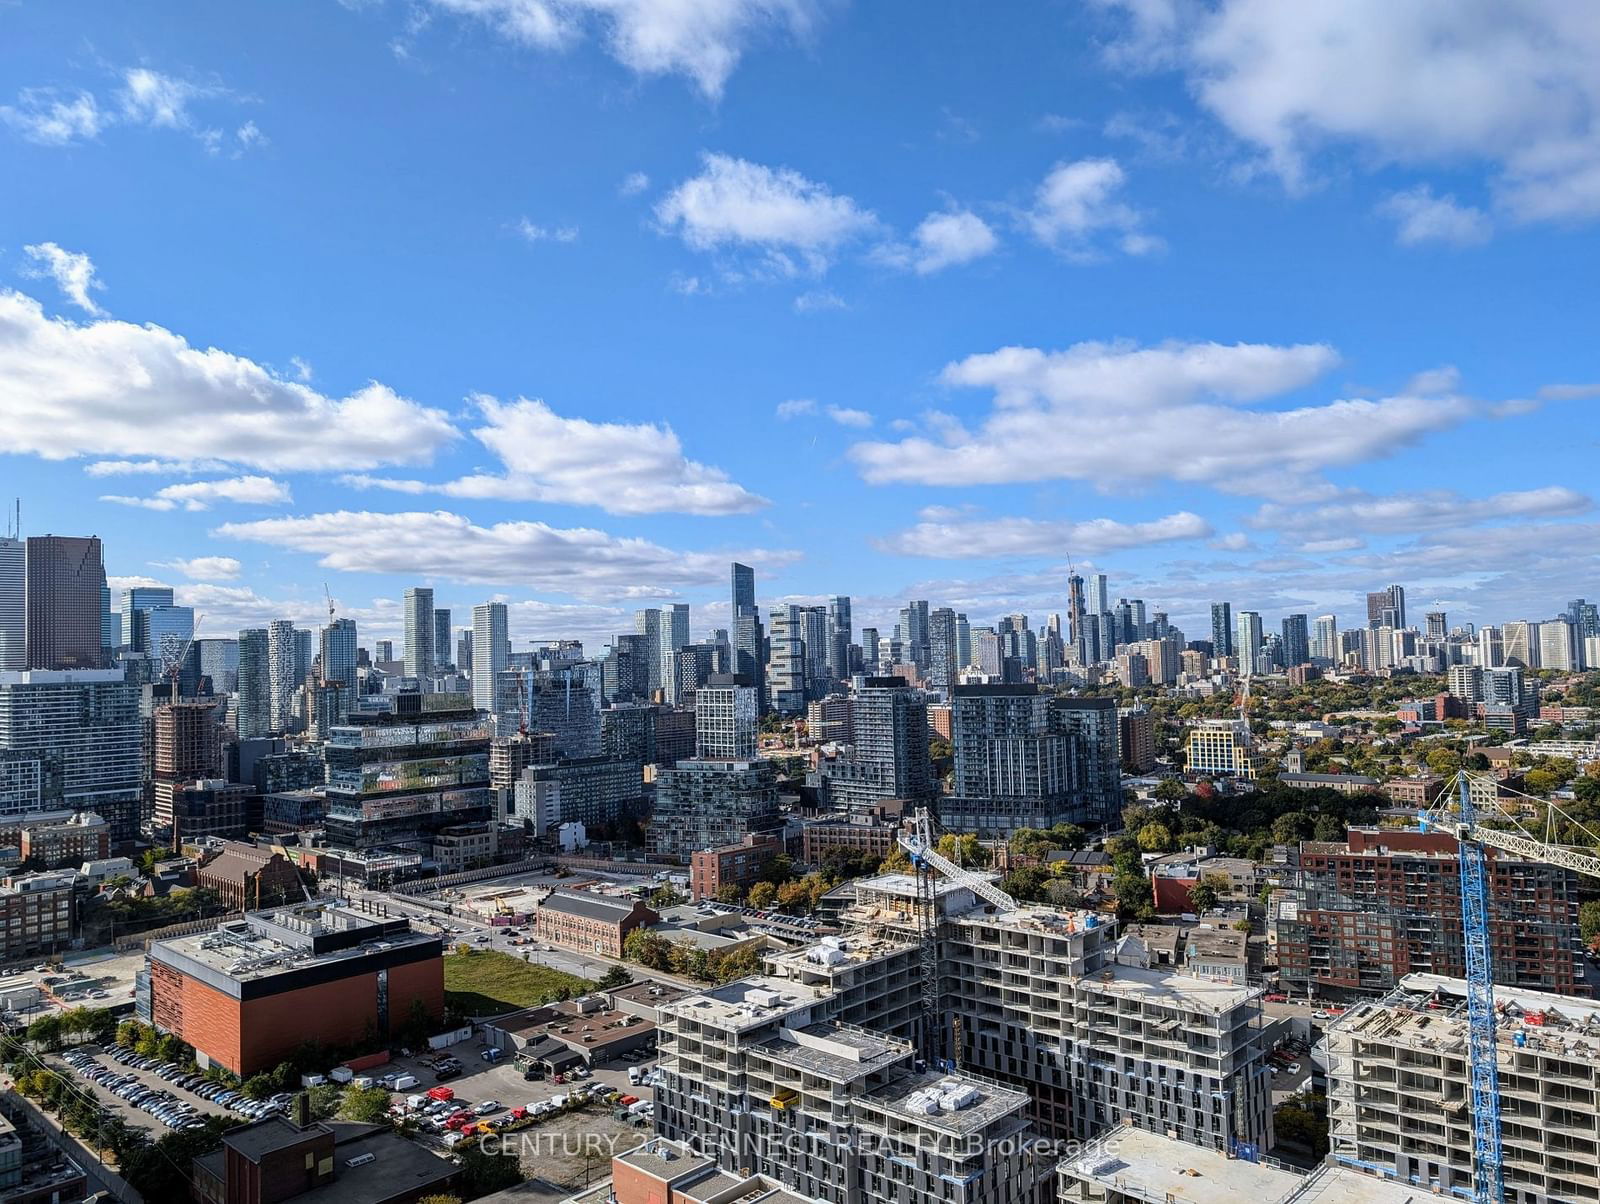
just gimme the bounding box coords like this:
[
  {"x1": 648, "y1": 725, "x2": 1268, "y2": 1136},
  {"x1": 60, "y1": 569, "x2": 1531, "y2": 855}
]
[{"x1": 4, "y1": 3, "x2": 1599, "y2": 650}]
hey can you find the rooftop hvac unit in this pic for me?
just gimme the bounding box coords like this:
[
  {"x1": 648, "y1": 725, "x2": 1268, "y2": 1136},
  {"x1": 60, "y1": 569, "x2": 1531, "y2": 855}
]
[{"x1": 345, "y1": 1153, "x2": 376, "y2": 1168}]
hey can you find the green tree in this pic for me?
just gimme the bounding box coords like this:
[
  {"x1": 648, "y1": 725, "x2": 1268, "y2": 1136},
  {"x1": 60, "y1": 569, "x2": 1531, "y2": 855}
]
[
  {"x1": 1187, "y1": 880, "x2": 1219, "y2": 915},
  {"x1": 597, "y1": 964, "x2": 633, "y2": 989},
  {"x1": 1271, "y1": 812, "x2": 1314, "y2": 844},
  {"x1": 25, "y1": 1014, "x2": 62, "y2": 1051},
  {"x1": 1136, "y1": 823, "x2": 1174, "y2": 854},
  {"x1": 457, "y1": 1144, "x2": 524, "y2": 1196},
  {"x1": 1000, "y1": 866, "x2": 1052, "y2": 903},
  {"x1": 1580, "y1": 901, "x2": 1600, "y2": 947},
  {"x1": 714, "y1": 884, "x2": 744, "y2": 904},
  {"x1": 1154, "y1": 778, "x2": 1187, "y2": 802},
  {"x1": 339, "y1": 1084, "x2": 394, "y2": 1123},
  {"x1": 242, "y1": 1074, "x2": 275, "y2": 1101},
  {"x1": 936, "y1": 834, "x2": 991, "y2": 867},
  {"x1": 622, "y1": 929, "x2": 675, "y2": 971},
  {"x1": 746, "y1": 880, "x2": 778, "y2": 909},
  {"x1": 648, "y1": 885, "x2": 685, "y2": 908}
]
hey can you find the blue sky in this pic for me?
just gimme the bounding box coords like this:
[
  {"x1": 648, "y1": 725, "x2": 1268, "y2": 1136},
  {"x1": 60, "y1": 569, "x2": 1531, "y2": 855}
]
[{"x1": 3, "y1": 1, "x2": 1598, "y2": 650}]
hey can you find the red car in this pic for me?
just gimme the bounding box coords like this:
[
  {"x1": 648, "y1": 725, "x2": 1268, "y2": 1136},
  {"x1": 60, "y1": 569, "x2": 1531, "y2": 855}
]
[{"x1": 1264, "y1": 993, "x2": 1287, "y2": 1002}]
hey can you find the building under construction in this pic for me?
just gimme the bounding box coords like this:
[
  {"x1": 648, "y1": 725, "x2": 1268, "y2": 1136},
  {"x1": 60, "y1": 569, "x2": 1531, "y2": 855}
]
[{"x1": 1325, "y1": 972, "x2": 1600, "y2": 1204}]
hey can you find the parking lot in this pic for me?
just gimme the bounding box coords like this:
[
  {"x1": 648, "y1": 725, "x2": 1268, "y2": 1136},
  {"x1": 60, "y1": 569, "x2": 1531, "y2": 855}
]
[{"x1": 49, "y1": 1047, "x2": 234, "y2": 1137}]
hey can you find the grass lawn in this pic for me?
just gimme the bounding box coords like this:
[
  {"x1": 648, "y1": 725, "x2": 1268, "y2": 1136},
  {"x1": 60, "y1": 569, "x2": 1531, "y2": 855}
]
[{"x1": 443, "y1": 948, "x2": 593, "y2": 1016}]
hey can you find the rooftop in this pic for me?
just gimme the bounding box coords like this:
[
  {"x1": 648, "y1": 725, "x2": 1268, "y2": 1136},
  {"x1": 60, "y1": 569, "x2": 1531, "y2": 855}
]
[
  {"x1": 1280, "y1": 1163, "x2": 1452, "y2": 1204},
  {"x1": 1060, "y1": 1125, "x2": 1302, "y2": 1204},
  {"x1": 153, "y1": 903, "x2": 437, "y2": 985},
  {"x1": 751, "y1": 1022, "x2": 907, "y2": 1082},
  {"x1": 540, "y1": 889, "x2": 650, "y2": 922},
  {"x1": 661, "y1": 976, "x2": 827, "y2": 1031},
  {"x1": 1076, "y1": 963, "x2": 1261, "y2": 1013},
  {"x1": 614, "y1": 1137, "x2": 717, "y2": 1182},
  {"x1": 862, "y1": 1069, "x2": 1029, "y2": 1137}
]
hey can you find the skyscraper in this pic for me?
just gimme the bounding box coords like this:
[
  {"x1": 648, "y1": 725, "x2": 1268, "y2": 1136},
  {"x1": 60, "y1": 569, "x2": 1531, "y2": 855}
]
[
  {"x1": 1090, "y1": 573, "x2": 1109, "y2": 617},
  {"x1": 144, "y1": 605, "x2": 196, "y2": 674},
  {"x1": 1210, "y1": 602, "x2": 1234, "y2": 659},
  {"x1": 1425, "y1": 611, "x2": 1448, "y2": 640},
  {"x1": 267, "y1": 619, "x2": 299, "y2": 732},
  {"x1": 817, "y1": 676, "x2": 933, "y2": 812},
  {"x1": 731, "y1": 562, "x2": 764, "y2": 708},
  {"x1": 1313, "y1": 614, "x2": 1339, "y2": 663},
  {"x1": 731, "y1": 562, "x2": 756, "y2": 619},
  {"x1": 661, "y1": 602, "x2": 690, "y2": 702},
  {"x1": 26, "y1": 535, "x2": 105, "y2": 670},
  {"x1": 99, "y1": 575, "x2": 119, "y2": 657},
  {"x1": 827, "y1": 595, "x2": 852, "y2": 681},
  {"x1": 1066, "y1": 573, "x2": 1085, "y2": 653},
  {"x1": 1235, "y1": 610, "x2": 1263, "y2": 674},
  {"x1": 403, "y1": 586, "x2": 434, "y2": 678},
  {"x1": 433, "y1": 608, "x2": 453, "y2": 670},
  {"x1": 1280, "y1": 614, "x2": 1310, "y2": 668},
  {"x1": 0, "y1": 537, "x2": 22, "y2": 671},
  {"x1": 196, "y1": 637, "x2": 239, "y2": 694},
  {"x1": 695, "y1": 674, "x2": 758, "y2": 760},
  {"x1": 236, "y1": 629, "x2": 272, "y2": 738},
  {"x1": 320, "y1": 617, "x2": 358, "y2": 723},
  {"x1": 1366, "y1": 584, "x2": 1406, "y2": 629},
  {"x1": 927, "y1": 607, "x2": 959, "y2": 692},
  {"x1": 766, "y1": 604, "x2": 806, "y2": 714},
  {"x1": 634, "y1": 607, "x2": 664, "y2": 695},
  {"x1": 472, "y1": 602, "x2": 508, "y2": 712},
  {"x1": 898, "y1": 600, "x2": 930, "y2": 670},
  {"x1": 121, "y1": 586, "x2": 175, "y2": 654}
]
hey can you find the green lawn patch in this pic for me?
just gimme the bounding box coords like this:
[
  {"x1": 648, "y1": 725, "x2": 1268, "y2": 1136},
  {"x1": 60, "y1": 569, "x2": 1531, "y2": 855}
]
[{"x1": 443, "y1": 948, "x2": 593, "y2": 1016}]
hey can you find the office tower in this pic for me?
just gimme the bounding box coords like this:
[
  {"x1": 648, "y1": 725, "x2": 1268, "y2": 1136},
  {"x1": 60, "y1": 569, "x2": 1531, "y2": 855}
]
[
  {"x1": 1066, "y1": 573, "x2": 1085, "y2": 650},
  {"x1": 374, "y1": 639, "x2": 394, "y2": 664},
  {"x1": 695, "y1": 674, "x2": 758, "y2": 760},
  {"x1": 121, "y1": 585, "x2": 175, "y2": 654},
  {"x1": 1280, "y1": 614, "x2": 1310, "y2": 668},
  {"x1": 633, "y1": 607, "x2": 664, "y2": 695},
  {"x1": 0, "y1": 669, "x2": 142, "y2": 838},
  {"x1": 1501, "y1": 619, "x2": 1539, "y2": 668},
  {"x1": 1210, "y1": 602, "x2": 1233, "y2": 659},
  {"x1": 195, "y1": 637, "x2": 239, "y2": 694},
  {"x1": 1090, "y1": 572, "x2": 1108, "y2": 617},
  {"x1": 456, "y1": 629, "x2": 473, "y2": 676},
  {"x1": 319, "y1": 617, "x2": 358, "y2": 726},
  {"x1": 144, "y1": 604, "x2": 196, "y2": 674},
  {"x1": 898, "y1": 600, "x2": 930, "y2": 669},
  {"x1": 859, "y1": 627, "x2": 880, "y2": 669},
  {"x1": 731, "y1": 561, "x2": 756, "y2": 619},
  {"x1": 1313, "y1": 614, "x2": 1338, "y2": 662},
  {"x1": 1365, "y1": 583, "x2": 1406, "y2": 629},
  {"x1": 0, "y1": 537, "x2": 21, "y2": 671},
  {"x1": 99, "y1": 577, "x2": 119, "y2": 657},
  {"x1": 1538, "y1": 619, "x2": 1577, "y2": 671},
  {"x1": 432, "y1": 608, "x2": 452, "y2": 670},
  {"x1": 1425, "y1": 611, "x2": 1448, "y2": 640},
  {"x1": 25, "y1": 535, "x2": 105, "y2": 670},
  {"x1": 1568, "y1": 598, "x2": 1600, "y2": 641},
  {"x1": 923, "y1": 607, "x2": 958, "y2": 692},
  {"x1": 826, "y1": 595, "x2": 852, "y2": 681},
  {"x1": 235, "y1": 629, "x2": 271, "y2": 738},
  {"x1": 940, "y1": 685, "x2": 1119, "y2": 834},
  {"x1": 818, "y1": 676, "x2": 933, "y2": 812},
  {"x1": 402, "y1": 586, "x2": 434, "y2": 678},
  {"x1": 1235, "y1": 610, "x2": 1263, "y2": 674},
  {"x1": 801, "y1": 605, "x2": 829, "y2": 699},
  {"x1": 471, "y1": 602, "x2": 508, "y2": 712},
  {"x1": 265, "y1": 619, "x2": 298, "y2": 733},
  {"x1": 660, "y1": 602, "x2": 690, "y2": 702},
  {"x1": 766, "y1": 605, "x2": 806, "y2": 714}
]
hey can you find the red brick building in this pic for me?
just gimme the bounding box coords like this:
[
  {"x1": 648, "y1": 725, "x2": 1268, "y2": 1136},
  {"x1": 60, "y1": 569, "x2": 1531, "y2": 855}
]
[
  {"x1": 689, "y1": 831, "x2": 782, "y2": 900},
  {"x1": 535, "y1": 889, "x2": 658, "y2": 957},
  {"x1": 1276, "y1": 828, "x2": 1587, "y2": 1000},
  {"x1": 194, "y1": 843, "x2": 304, "y2": 911},
  {"x1": 147, "y1": 903, "x2": 443, "y2": 1076}
]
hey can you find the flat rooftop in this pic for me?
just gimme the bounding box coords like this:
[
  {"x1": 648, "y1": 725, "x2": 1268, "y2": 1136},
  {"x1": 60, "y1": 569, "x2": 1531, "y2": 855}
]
[
  {"x1": 1076, "y1": 963, "x2": 1260, "y2": 1014},
  {"x1": 1280, "y1": 1162, "x2": 1453, "y2": 1204},
  {"x1": 614, "y1": 1138, "x2": 717, "y2": 1181},
  {"x1": 1061, "y1": 1126, "x2": 1302, "y2": 1204},
  {"x1": 153, "y1": 904, "x2": 438, "y2": 985},
  {"x1": 766, "y1": 932, "x2": 916, "y2": 971},
  {"x1": 752, "y1": 1022, "x2": 907, "y2": 1082},
  {"x1": 661, "y1": 976, "x2": 827, "y2": 1031},
  {"x1": 863, "y1": 1070, "x2": 1029, "y2": 1137}
]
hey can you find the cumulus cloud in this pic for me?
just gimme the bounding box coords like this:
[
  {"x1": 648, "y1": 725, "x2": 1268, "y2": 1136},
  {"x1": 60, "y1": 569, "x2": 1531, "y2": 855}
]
[
  {"x1": 157, "y1": 556, "x2": 244, "y2": 581},
  {"x1": 1378, "y1": 186, "x2": 1492, "y2": 246},
  {"x1": 215, "y1": 509, "x2": 799, "y2": 597},
  {"x1": 343, "y1": 396, "x2": 764, "y2": 516},
  {"x1": 1093, "y1": 0, "x2": 1600, "y2": 223},
  {"x1": 422, "y1": 0, "x2": 824, "y2": 98},
  {"x1": 514, "y1": 217, "x2": 580, "y2": 243},
  {"x1": 1025, "y1": 158, "x2": 1162, "y2": 258},
  {"x1": 848, "y1": 339, "x2": 1491, "y2": 496},
  {"x1": 1252, "y1": 486, "x2": 1591, "y2": 536},
  {"x1": 876, "y1": 209, "x2": 1000, "y2": 274},
  {"x1": 655, "y1": 153, "x2": 877, "y2": 276},
  {"x1": 877, "y1": 510, "x2": 1214, "y2": 558},
  {"x1": 21, "y1": 243, "x2": 105, "y2": 314},
  {"x1": 0, "y1": 289, "x2": 456, "y2": 471},
  {"x1": 102, "y1": 475, "x2": 292, "y2": 513}
]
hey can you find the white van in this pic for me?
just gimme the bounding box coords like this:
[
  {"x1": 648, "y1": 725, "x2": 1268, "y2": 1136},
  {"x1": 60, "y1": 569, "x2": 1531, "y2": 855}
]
[
  {"x1": 393, "y1": 1074, "x2": 419, "y2": 1091},
  {"x1": 329, "y1": 1067, "x2": 354, "y2": 1084},
  {"x1": 406, "y1": 1094, "x2": 428, "y2": 1112},
  {"x1": 627, "y1": 1066, "x2": 644, "y2": 1085}
]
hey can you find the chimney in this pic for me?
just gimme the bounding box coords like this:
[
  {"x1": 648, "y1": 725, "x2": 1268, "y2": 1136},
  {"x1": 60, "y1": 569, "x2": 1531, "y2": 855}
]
[{"x1": 292, "y1": 1092, "x2": 311, "y2": 1128}]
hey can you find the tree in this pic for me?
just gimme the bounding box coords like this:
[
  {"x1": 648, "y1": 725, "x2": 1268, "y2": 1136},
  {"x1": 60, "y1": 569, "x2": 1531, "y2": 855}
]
[
  {"x1": 1154, "y1": 778, "x2": 1187, "y2": 802},
  {"x1": 714, "y1": 885, "x2": 744, "y2": 904},
  {"x1": 339, "y1": 1085, "x2": 394, "y2": 1123},
  {"x1": 1581, "y1": 901, "x2": 1600, "y2": 947},
  {"x1": 623, "y1": 929, "x2": 675, "y2": 972},
  {"x1": 1187, "y1": 880, "x2": 1219, "y2": 915},
  {"x1": 936, "y1": 834, "x2": 990, "y2": 867},
  {"x1": 1112, "y1": 872, "x2": 1153, "y2": 920},
  {"x1": 1271, "y1": 812, "x2": 1314, "y2": 844},
  {"x1": 648, "y1": 885, "x2": 685, "y2": 908},
  {"x1": 1136, "y1": 823, "x2": 1174, "y2": 854},
  {"x1": 1426, "y1": 748, "x2": 1461, "y2": 778},
  {"x1": 597, "y1": 965, "x2": 633, "y2": 989},
  {"x1": 243, "y1": 1073, "x2": 275, "y2": 1101},
  {"x1": 746, "y1": 881, "x2": 778, "y2": 909},
  {"x1": 457, "y1": 1144, "x2": 525, "y2": 1197},
  {"x1": 26, "y1": 1014, "x2": 62, "y2": 1052},
  {"x1": 1000, "y1": 866, "x2": 1052, "y2": 903},
  {"x1": 1312, "y1": 814, "x2": 1345, "y2": 843}
]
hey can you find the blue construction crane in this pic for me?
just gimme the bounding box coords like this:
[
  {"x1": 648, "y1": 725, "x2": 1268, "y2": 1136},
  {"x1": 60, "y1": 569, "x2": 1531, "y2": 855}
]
[{"x1": 1421, "y1": 771, "x2": 1600, "y2": 1204}]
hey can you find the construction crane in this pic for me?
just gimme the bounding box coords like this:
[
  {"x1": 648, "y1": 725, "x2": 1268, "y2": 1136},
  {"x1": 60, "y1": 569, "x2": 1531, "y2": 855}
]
[
  {"x1": 165, "y1": 614, "x2": 203, "y2": 697},
  {"x1": 1418, "y1": 769, "x2": 1600, "y2": 1204},
  {"x1": 324, "y1": 582, "x2": 336, "y2": 626},
  {"x1": 898, "y1": 807, "x2": 1016, "y2": 1064}
]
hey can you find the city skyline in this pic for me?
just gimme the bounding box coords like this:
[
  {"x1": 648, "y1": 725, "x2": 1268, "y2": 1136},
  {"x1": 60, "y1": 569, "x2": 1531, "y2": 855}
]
[{"x1": 4, "y1": 4, "x2": 1599, "y2": 651}]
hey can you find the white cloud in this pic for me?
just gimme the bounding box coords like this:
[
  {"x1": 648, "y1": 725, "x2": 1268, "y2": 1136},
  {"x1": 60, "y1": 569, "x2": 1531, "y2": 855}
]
[
  {"x1": 0, "y1": 288, "x2": 456, "y2": 471},
  {"x1": 1378, "y1": 186, "x2": 1492, "y2": 246},
  {"x1": 342, "y1": 396, "x2": 764, "y2": 515},
  {"x1": 877, "y1": 510, "x2": 1214, "y2": 558},
  {"x1": 876, "y1": 209, "x2": 1000, "y2": 274},
  {"x1": 1094, "y1": 0, "x2": 1600, "y2": 223},
  {"x1": 119, "y1": 68, "x2": 210, "y2": 129},
  {"x1": 848, "y1": 339, "x2": 1491, "y2": 495},
  {"x1": 423, "y1": 0, "x2": 823, "y2": 98},
  {"x1": 514, "y1": 217, "x2": 580, "y2": 243},
  {"x1": 775, "y1": 398, "x2": 871, "y2": 427},
  {"x1": 84, "y1": 459, "x2": 231, "y2": 477},
  {"x1": 102, "y1": 475, "x2": 292, "y2": 513},
  {"x1": 1025, "y1": 158, "x2": 1162, "y2": 258},
  {"x1": 215, "y1": 509, "x2": 799, "y2": 598},
  {"x1": 1, "y1": 88, "x2": 103, "y2": 145},
  {"x1": 235, "y1": 120, "x2": 264, "y2": 149},
  {"x1": 21, "y1": 243, "x2": 105, "y2": 314},
  {"x1": 655, "y1": 152, "x2": 877, "y2": 276},
  {"x1": 792, "y1": 289, "x2": 846, "y2": 313},
  {"x1": 620, "y1": 171, "x2": 651, "y2": 196},
  {"x1": 157, "y1": 556, "x2": 243, "y2": 581},
  {"x1": 1252, "y1": 486, "x2": 1591, "y2": 535}
]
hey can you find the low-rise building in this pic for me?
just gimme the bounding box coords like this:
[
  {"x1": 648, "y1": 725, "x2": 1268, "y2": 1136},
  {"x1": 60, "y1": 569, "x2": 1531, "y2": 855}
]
[
  {"x1": 535, "y1": 889, "x2": 659, "y2": 957},
  {"x1": 17, "y1": 811, "x2": 108, "y2": 868},
  {"x1": 194, "y1": 842, "x2": 304, "y2": 911},
  {"x1": 1185, "y1": 719, "x2": 1258, "y2": 779},
  {"x1": 1278, "y1": 771, "x2": 1382, "y2": 796},
  {"x1": 1381, "y1": 774, "x2": 1443, "y2": 808},
  {"x1": 144, "y1": 902, "x2": 443, "y2": 1075},
  {"x1": 799, "y1": 812, "x2": 904, "y2": 865},
  {"x1": 688, "y1": 831, "x2": 782, "y2": 901},
  {"x1": 0, "y1": 873, "x2": 74, "y2": 959},
  {"x1": 482, "y1": 995, "x2": 657, "y2": 1069}
]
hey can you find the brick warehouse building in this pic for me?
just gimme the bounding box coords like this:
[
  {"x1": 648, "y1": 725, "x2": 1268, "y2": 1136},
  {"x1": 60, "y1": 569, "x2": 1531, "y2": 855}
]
[
  {"x1": 1275, "y1": 827, "x2": 1589, "y2": 1000},
  {"x1": 142, "y1": 902, "x2": 442, "y2": 1075}
]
